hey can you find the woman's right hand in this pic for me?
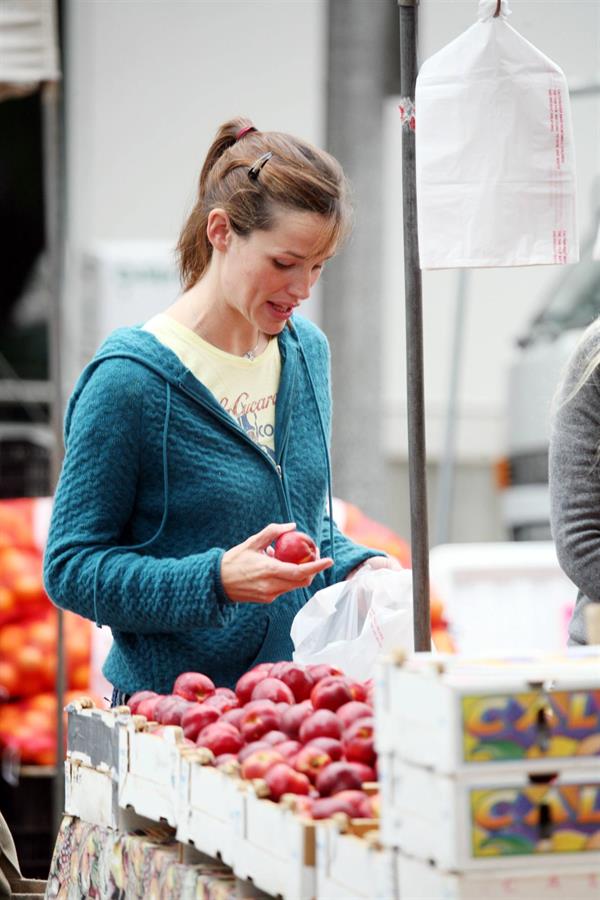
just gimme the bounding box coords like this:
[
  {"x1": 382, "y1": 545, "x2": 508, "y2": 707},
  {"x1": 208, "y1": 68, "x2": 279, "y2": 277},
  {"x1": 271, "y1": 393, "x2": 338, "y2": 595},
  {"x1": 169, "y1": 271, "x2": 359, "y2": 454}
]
[{"x1": 220, "y1": 522, "x2": 333, "y2": 604}]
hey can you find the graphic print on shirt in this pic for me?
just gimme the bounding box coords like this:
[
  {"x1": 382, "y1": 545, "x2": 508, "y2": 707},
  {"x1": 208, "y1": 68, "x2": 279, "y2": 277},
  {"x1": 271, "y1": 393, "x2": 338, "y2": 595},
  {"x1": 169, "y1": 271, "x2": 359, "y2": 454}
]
[{"x1": 220, "y1": 390, "x2": 277, "y2": 461}]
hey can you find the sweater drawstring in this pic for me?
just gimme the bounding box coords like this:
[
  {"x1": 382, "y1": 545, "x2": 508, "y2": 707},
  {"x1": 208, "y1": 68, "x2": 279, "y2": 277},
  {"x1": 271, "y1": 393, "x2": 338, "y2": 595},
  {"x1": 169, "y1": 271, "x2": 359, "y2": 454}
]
[
  {"x1": 92, "y1": 381, "x2": 172, "y2": 626},
  {"x1": 296, "y1": 340, "x2": 336, "y2": 584}
]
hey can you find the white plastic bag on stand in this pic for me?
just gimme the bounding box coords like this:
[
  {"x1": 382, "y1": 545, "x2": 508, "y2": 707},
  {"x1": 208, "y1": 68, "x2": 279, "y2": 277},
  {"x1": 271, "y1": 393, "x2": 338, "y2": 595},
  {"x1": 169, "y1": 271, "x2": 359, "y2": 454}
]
[
  {"x1": 416, "y1": 0, "x2": 578, "y2": 269},
  {"x1": 291, "y1": 567, "x2": 414, "y2": 681}
]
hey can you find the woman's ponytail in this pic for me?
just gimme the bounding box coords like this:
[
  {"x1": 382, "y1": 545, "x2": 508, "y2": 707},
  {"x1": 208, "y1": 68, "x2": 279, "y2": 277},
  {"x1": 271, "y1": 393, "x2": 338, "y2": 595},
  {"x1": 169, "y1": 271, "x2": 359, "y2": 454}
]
[
  {"x1": 177, "y1": 117, "x2": 258, "y2": 289},
  {"x1": 198, "y1": 116, "x2": 254, "y2": 192}
]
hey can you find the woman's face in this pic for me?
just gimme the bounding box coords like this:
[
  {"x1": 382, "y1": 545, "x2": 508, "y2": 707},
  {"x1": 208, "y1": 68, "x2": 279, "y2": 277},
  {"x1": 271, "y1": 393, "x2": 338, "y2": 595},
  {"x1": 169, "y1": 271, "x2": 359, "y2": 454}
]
[{"x1": 220, "y1": 209, "x2": 334, "y2": 335}]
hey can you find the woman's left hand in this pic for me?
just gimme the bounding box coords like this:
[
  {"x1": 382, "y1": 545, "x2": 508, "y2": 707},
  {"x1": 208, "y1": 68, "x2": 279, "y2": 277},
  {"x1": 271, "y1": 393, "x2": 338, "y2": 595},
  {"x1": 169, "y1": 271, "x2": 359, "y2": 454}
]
[{"x1": 345, "y1": 555, "x2": 403, "y2": 579}]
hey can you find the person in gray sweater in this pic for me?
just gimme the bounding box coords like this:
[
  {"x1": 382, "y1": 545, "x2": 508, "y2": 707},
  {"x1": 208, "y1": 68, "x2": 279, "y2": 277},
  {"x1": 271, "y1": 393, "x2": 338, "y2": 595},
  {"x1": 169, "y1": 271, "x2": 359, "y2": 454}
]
[{"x1": 549, "y1": 320, "x2": 600, "y2": 644}]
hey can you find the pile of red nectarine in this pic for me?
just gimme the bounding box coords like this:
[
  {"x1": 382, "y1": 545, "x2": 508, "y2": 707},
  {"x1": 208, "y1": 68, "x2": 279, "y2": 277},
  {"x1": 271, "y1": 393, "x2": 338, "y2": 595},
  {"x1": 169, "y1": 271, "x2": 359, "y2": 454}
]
[{"x1": 129, "y1": 661, "x2": 380, "y2": 820}]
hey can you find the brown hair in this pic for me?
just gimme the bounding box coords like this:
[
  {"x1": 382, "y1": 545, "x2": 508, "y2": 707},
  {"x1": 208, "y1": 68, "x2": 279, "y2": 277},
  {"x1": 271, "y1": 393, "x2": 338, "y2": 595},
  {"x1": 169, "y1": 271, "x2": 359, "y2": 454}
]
[{"x1": 176, "y1": 117, "x2": 352, "y2": 290}]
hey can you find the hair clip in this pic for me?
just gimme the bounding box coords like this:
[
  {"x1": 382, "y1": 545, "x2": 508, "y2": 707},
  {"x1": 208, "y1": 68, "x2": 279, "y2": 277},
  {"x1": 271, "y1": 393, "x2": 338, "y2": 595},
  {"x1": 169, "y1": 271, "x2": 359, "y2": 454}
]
[
  {"x1": 248, "y1": 151, "x2": 273, "y2": 181},
  {"x1": 236, "y1": 125, "x2": 257, "y2": 142}
]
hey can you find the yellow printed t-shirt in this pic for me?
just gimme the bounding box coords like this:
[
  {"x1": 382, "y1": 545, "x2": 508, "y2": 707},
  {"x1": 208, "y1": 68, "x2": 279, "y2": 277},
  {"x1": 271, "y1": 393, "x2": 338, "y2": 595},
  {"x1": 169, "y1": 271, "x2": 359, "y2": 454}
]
[{"x1": 143, "y1": 313, "x2": 280, "y2": 461}]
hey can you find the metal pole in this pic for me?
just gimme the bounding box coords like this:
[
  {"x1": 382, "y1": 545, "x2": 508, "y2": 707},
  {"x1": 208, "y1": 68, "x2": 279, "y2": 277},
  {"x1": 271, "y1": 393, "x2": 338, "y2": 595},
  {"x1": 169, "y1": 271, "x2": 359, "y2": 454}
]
[
  {"x1": 41, "y1": 79, "x2": 66, "y2": 838},
  {"x1": 398, "y1": 0, "x2": 430, "y2": 652},
  {"x1": 434, "y1": 269, "x2": 469, "y2": 547}
]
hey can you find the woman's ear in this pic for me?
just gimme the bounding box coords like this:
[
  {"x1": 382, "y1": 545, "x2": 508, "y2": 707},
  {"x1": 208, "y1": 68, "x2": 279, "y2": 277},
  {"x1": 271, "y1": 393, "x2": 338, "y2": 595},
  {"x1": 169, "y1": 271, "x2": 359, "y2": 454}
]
[{"x1": 206, "y1": 208, "x2": 232, "y2": 253}]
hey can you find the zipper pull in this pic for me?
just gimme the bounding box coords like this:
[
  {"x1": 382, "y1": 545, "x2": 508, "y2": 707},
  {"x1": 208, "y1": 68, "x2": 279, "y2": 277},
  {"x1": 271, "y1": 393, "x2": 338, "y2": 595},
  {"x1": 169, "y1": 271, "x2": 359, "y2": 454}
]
[{"x1": 275, "y1": 464, "x2": 283, "y2": 478}]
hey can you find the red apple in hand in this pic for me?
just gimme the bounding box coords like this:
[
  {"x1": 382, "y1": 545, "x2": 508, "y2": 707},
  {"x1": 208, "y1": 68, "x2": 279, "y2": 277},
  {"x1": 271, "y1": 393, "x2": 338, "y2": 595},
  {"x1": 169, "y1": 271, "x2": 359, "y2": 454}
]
[
  {"x1": 251, "y1": 678, "x2": 295, "y2": 704},
  {"x1": 173, "y1": 672, "x2": 216, "y2": 703},
  {"x1": 181, "y1": 703, "x2": 220, "y2": 741},
  {"x1": 274, "y1": 530, "x2": 318, "y2": 564}
]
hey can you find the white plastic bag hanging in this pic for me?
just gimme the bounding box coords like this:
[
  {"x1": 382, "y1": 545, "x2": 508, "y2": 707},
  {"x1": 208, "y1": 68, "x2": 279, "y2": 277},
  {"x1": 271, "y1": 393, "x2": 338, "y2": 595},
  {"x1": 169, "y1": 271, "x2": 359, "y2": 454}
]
[
  {"x1": 416, "y1": 0, "x2": 578, "y2": 269},
  {"x1": 291, "y1": 567, "x2": 414, "y2": 681}
]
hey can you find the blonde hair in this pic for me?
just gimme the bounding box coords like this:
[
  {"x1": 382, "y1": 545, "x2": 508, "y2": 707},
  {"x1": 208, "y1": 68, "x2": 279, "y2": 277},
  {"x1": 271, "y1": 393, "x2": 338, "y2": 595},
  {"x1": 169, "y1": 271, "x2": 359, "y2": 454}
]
[
  {"x1": 553, "y1": 317, "x2": 600, "y2": 414},
  {"x1": 177, "y1": 117, "x2": 352, "y2": 290}
]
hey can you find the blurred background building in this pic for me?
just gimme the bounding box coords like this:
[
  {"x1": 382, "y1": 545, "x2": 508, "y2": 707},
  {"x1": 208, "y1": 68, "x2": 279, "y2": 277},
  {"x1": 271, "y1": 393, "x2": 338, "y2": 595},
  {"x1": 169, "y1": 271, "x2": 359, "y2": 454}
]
[{"x1": 2, "y1": 0, "x2": 600, "y2": 548}]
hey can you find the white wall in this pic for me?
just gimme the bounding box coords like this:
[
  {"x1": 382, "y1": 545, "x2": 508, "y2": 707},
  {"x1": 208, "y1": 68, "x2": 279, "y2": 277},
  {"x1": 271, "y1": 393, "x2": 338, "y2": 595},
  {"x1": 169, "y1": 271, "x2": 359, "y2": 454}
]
[
  {"x1": 382, "y1": 0, "x2": 600, "y2": 464},
  {"x1": 63, "y1": 0, "x2": 327, "y2": 389}
]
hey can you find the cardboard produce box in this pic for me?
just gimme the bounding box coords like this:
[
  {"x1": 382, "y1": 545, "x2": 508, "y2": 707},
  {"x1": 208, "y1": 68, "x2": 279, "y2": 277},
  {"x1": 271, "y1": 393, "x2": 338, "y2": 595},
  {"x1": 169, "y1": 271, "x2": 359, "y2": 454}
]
[
  {"x1": 390, "y1": 758, "x2": 600, "y2": 870},
  {"x1": 398, "y1": 853, "x2": 600, "y2": 900},
  {"x1": 233, "y1": 790, "x2": 316, "y2": 900},
  {"x1": 66, "y1": 704, "x2": 180, "y2": 832},
  {"x1": 316, "y1": 818, "x2": 397, "y2": 900},
  {"x1": 176, "y1": 757, "x2": 245, "y2": 868},
  {"x1": 64, "y1": 758, "x2": 156, "y2": 832},
  {"x1": 375, "y1": 649, "x2": 600, "y2": 774},
  {"x1": 118, "y1": 719, "x2": 187, "y2": 828},
  {"x1": 66, "y1": 699, "x2": 127, "y2": 774}
]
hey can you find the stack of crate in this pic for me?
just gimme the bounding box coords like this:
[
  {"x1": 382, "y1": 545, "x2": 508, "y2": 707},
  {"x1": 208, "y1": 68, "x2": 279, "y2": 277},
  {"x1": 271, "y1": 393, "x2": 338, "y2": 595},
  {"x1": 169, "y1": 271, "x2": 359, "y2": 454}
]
[
  {"x1": 315, "y1": 812, "x2": 398, "y2": 899},
  {"x1": 65, "y1": 698, "x2": 132, "y2": 830},
  {"x1": 65, "y1": 698, "x2": 176, "y2": 832},
  {"x1": 176, "y1": 753, "x2": 245, "y2": 868},
  {"x1": 233, "y1": 788, "x2": 317, "y2": 900},
  {"x1": 117, "y1": 715, "x2": 192, "y2": 827},
  {"x1": 375, "y1": 648, "x2": 600, "y2": 899},
  {"x1": 65, "y1": 701, "x2": 318, "y2": 898}
]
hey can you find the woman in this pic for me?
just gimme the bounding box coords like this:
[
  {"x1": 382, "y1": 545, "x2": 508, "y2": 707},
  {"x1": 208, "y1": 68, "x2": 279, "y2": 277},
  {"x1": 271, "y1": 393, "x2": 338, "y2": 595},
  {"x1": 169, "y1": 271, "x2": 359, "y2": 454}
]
[
  {"x1": 44, "y1": 118, "x2": 398, "y2": 699},
  {"x1": 550, "y1": 317, "x2": 600, "y2": 644}
]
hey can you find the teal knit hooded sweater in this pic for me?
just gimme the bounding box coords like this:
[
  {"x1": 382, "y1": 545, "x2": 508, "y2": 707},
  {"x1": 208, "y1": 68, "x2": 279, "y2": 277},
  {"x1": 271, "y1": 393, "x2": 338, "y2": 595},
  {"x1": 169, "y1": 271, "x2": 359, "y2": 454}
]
[{"x1": 43, "y1": 316, "x2": 378, "y2": 693}]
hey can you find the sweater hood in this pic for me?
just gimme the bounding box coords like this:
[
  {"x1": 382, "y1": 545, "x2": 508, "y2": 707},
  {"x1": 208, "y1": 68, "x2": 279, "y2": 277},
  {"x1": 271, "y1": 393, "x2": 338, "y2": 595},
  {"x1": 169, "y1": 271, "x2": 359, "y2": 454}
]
[{"x1": 65, "y1": 319, "x2": 305, "y2": 441}]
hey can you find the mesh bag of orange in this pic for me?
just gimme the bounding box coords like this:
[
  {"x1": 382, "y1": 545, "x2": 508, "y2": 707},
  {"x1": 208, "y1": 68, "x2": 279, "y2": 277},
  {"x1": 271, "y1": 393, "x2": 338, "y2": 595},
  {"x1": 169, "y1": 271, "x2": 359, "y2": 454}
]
[
  {"x1": 0, "y1": 499, "x2": 51, "y2": 628},
  {"x1": 0, "y1": 499, "x2": 93, "y2": 701}
]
